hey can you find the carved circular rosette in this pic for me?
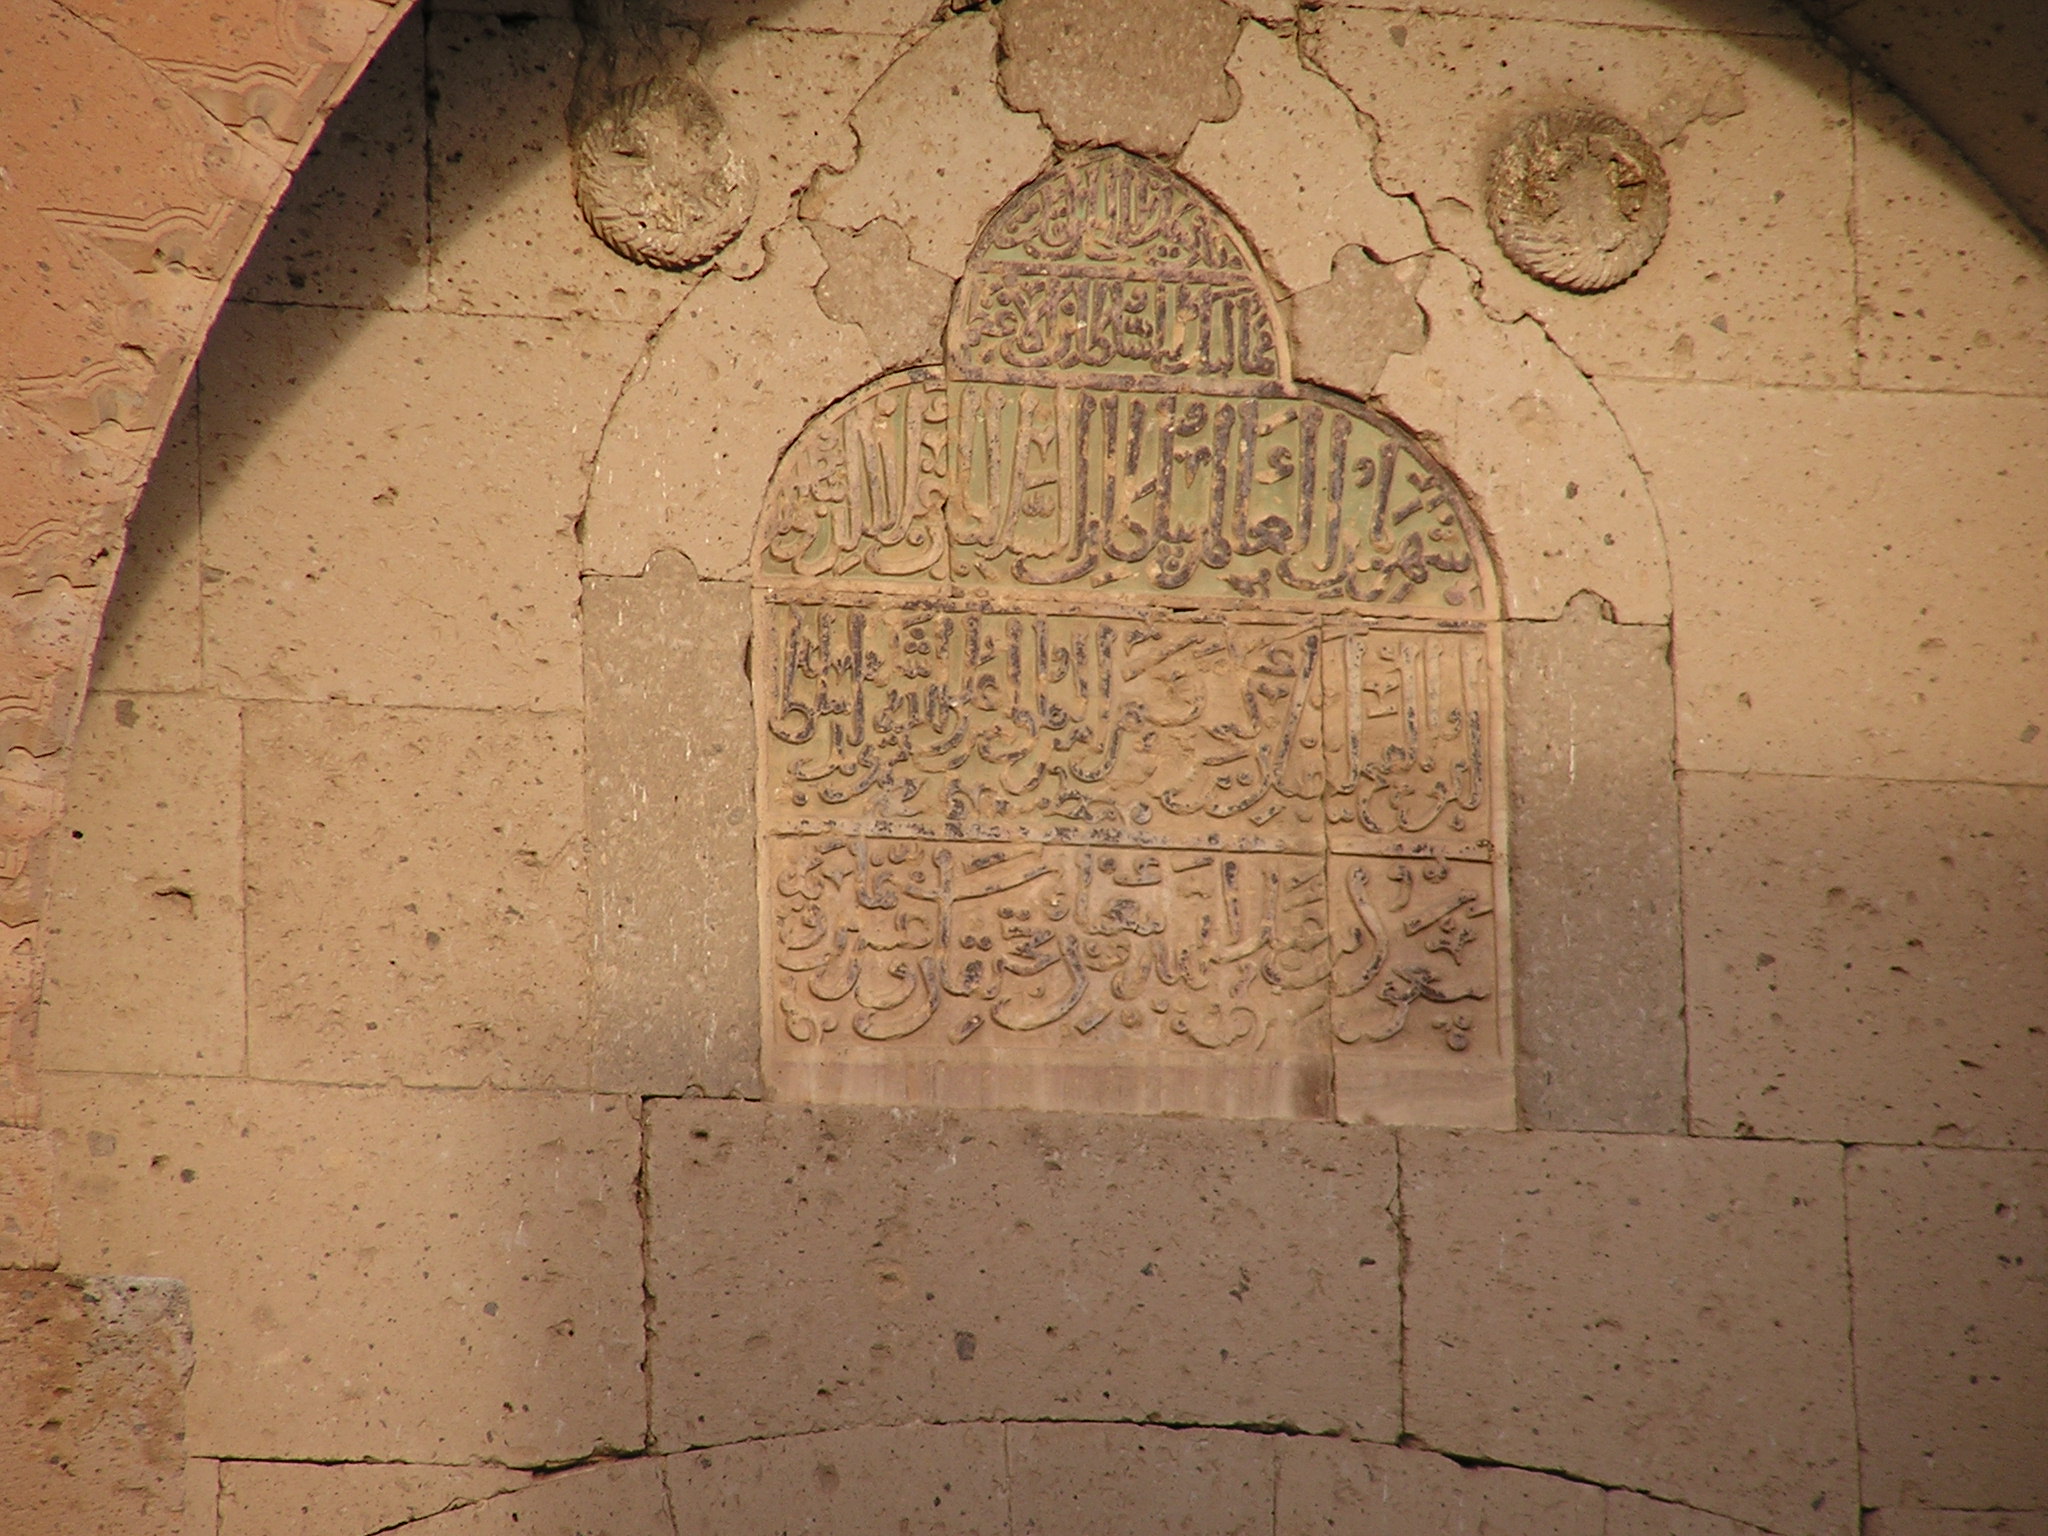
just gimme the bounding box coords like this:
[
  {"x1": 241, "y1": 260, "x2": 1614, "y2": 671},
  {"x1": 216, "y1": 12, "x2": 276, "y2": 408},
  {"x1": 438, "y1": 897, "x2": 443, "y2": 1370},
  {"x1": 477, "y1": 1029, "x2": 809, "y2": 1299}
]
[{"x1": 1486, "y1": 107, "x2": 1669, "y2": 294}]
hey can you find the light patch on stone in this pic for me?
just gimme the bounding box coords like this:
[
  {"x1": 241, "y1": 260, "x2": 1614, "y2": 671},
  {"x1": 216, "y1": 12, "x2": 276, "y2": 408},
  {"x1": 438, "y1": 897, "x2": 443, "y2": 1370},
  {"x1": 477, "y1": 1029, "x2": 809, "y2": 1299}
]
[
  {"x1": 807, "y1": 216, "x2": 953, "y2": 371},
  {"x1": 1179, "y1": 21, "x2": 1430, "y2": 296},
  {"x1": 1286, "y1": 244, "x2": 1429, "y2": 400},
  {"x1": 802, "y1": 11, "x2": 1054, "y2": 278},
  {"x1": 996, "y1": 0, "x2": 1242, "y2": 159},
  {"x1": 582, "y1": 221, "x2": 882, "y2": 579}
]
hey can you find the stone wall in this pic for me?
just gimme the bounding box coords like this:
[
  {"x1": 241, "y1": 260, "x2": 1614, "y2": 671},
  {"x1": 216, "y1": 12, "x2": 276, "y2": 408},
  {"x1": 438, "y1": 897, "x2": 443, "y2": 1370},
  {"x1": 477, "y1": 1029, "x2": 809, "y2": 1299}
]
[{"x1": 28, "y1": 0, "x2": 2048, "y2": 1533}]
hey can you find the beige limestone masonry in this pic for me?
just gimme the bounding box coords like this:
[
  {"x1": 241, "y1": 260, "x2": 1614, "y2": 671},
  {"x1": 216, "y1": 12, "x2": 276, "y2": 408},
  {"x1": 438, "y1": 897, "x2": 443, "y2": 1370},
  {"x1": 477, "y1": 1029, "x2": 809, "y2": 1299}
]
[
  {"x1": 217, "y1": 1459, "x2": 535, "y2": 1536},
  {"x1": 1866, "y1": 1517, "x2": 2048, "y2": 1536},
  {"x1": 90, "y1": 392, "x2": 202, "y2": 696},
  {"x1": 1324, "y1": 0, "x2": 1808, "y2": 30},
  {"x1": 1285, "y1": 246, "x2": 1429, "y2": 403},
  {"x1": 1178, "y1": 20, "x2": 1431, "y2": 296},
  {"x1": 1505, "y1": 597, "x2": 1684, "y2": 1134},
  {"x1": 1275, "y1": 1436, "x2": 1606, "y2": 1535},
  {"x1": 44, "y1": 1074, "x2": 642, "y2": 1465},
  {"x1": 1309, "y1": 10, "x2": 1856, "y2": 388},
  {"x1": 997, "y1": 0, "x2": 1242, "y2": 162},
  {"x1": 1683, "y1": 773, "x2": 2047, "y2": 1148},
  {"x1": 1604, "y1": 382, "x2": 2048, "y2": 783},
  {"x1": 646, "y1": 1102, "x2": 1401, "y2": 1446},
  {"x1": 807, "y1": 216, "x2": 953, "y2": 372},
  {"x1": 1403, "y1": 1130, "x2": 1856, "y2": 1536},
  {"x1": 41, "y1": 692, "x2": 245, "y2": 1079},
  {"x1": 398, "y1": 1458, "x2": 672, "y2": 1536},
  {"x1": 585, "y1": 561, "x2": 760, "y2": 1098},
  {"x1": 200, "y1": 303, "x2": 642, "y2": 712},
  {"x1": 670, "y1": 1422, "x2": 1009, "y2": 1536},
  {"x1": 0, "y1": 1129, "x2": 56, "y2": 1269},
  {"x1": 1854, "y1": 82, "x2": 2048, "y2": 397},
  {"x1": 1604, "y1": 1490, "x2": 1777, "y2": 1536},
  {"x1": 1009, "y1": 1423, "x2": 1274, "y2": 1536},
  {"x1": 243, "y1": 701, "x2": 587, "y2": 1090},
  {"x1": 1848, "y1": 1146, "x2": 2048, "y2": 1512}
]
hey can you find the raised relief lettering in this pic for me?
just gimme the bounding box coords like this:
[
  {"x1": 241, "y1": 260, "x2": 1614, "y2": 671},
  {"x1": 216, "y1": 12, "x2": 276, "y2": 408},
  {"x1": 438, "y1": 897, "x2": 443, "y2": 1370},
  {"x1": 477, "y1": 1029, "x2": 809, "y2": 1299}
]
[{"x1": 753, "y1": 151, "x2": 1512, "y2": 1125}]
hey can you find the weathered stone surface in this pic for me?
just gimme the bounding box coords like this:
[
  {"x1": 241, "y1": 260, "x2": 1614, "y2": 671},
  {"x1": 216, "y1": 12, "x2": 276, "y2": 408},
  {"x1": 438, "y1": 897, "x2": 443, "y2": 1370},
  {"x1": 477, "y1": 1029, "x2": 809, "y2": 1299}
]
[
  {"x1": 1604, "y1": 1489, "x2": 1776, "y2": 1536},
  {"x1": 807, "y1": 217, "x2": 952, "y2": 371},
  {"x1": 217, "y1": 1460, "x2": 534, "y2": 1536},
  {"x1": 0, "y1": 1128, "x2": 56, "y2": 1268},
  {"x1": 1180, "y1": 21, "x2": 1429, "y2": 295},
  {"x1": 1683, "y1": 773, "x2": 2046, "y2": 1147},
  {"x1": 1376, "y1": 256, "x2": 1670, "y2": 623},
  {"x1": 1866, "y1": 1515, "x2": 2048, "y2": 1536},
  {"x1": 244, "y1": 701, "x2": 588, "y2": 1089},
  {"x1": 1403, "y1": 1130, "x2": 1856, "y2": 1536},
  {"x1": 1008, "y1": 1423, "x2": 1273, "y2": 1536},
  {"x1": 1310, "y1": 12, "x2": 1856, "y2": 387},
  {"x1": 1603, "y1": 382, "x2": 2048, "y2": 783},
  {"x1": 0, "y1": 925, "x2": 45, "y2": 1130},
  {"x1": 0, "y1": 1272, "x2": 192, "y2": 1536},
  {"x1": 582, "y1": 222, "x2": 879, "y2": 580},
  {"x1": 803, "y1": 12, "x2": 1053, "y2": 278},
  {"x1": 647, "y1": 1103, "x2": 1400, "y2": 1445},
  {"x1": 399, "y1": 1460, "x2": 672, "y2": 1535},
  {"x1": 41, "y1": 692, "x2": 244, "y2": 1078},
  {"x1": 200, "y1": 304, "x2": 641, "y2": 711},
  {"x1": 1286, "y1": 246, "x2": 1428, "y2": 402},
  {"x1": 669, "y1": 1423, "x2": 1009, "y2": 1536},
  {"x1": 586, "y1": 562, "x2": 760, "y2": 1098},
  {"x1": 1312, "y1": 0, "x2": 1804, "y2": 27},
  {"x1": 46, "y1": 1074, "x2": 643, "y2": 1464},
  {"x1": 0, "y1": 751, "x2": 66, "y2": 928},
  {"x1": 997, "y1": 0, "x2": 1241, "y2": 160},
  {"x1": 186, "y1": 1457, "x2": 219, "y2": 1536},
  {"x1": 236, "y1": 12, "x2": 429, "y2": 311},
  {"x1": 650, "y1": 0, "x2": 933, "y2": 33},
  {"x1": 91, "y1": 389, "x2": 200, "y2": 695},
  {"x1": 428, "y1": 14, "x2": 693, "y2": 323},
  {"x1": 1849, "y1": 1146, "x2": 2048, "y2": 1511},
  {"x1": 1854, "y1": 83, "x2": 2048, "y2": 397},
  {"x1": 699, "y1": 27, "x2": 903, "y2": 280},
  {"x1": 1278, "y1": 1437, "x2": 1604, "y2": 1535},
  {"x1": 1505, "y1": 596, "x2": 1684, "y2": 1133}
]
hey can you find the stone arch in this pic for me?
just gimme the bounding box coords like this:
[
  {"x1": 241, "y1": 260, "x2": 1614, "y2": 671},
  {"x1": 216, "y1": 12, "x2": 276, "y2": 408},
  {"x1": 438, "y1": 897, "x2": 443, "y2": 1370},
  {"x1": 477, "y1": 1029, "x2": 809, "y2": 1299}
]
[{"x1": 750, "y1": 151, "x2": 1512, "y2": 1127}]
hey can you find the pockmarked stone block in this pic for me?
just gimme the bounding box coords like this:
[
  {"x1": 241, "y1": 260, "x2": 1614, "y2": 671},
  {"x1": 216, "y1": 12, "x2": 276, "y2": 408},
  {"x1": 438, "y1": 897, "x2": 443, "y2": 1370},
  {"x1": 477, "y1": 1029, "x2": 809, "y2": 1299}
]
[
  {"x1": 91, "y1": 387, "x2": 201, "y2": 694},
  {"x1": 1007, "y1": 1423, "x2": 1274, "y2": 1536},
  {"x1": 45, "y1": 1075, "x2": 643, "y2": 1464},
  {"x1": 1505, "y1": 597, "x2": 1683, "y2": 1133},
  {"x1": 586, "y1": 561, "x2": 761, "y2": 1097},
  {"x1": 1276, "y1": 1437, "x2": 1604, "y2": 1536},
  {"x1": 668, "y1": 1423, "x2": 1008, "y2": 1536},
  {"x1": 1849, "y1": 1146, "x2": 2048, "y2": 1511},
  {"x1": 218, "y1": 1461, "x2": 534, "y2": 1536},
  {"x1": 1604, "y1": 1489, "x2": 1776, "y2": 1536},
  {"x1": 0, "y1": 1128, "x2": 56, "y2": 1268},
  {"x1": 646, "y1": 1101, "x2": 1400, "y2": 1445},
  {"x1": 755, "y1": 151, "x2": 1512, "y2": 1126},
  {"x1": 397, "y1": 1459, "x2": 673, "y2": 1536},
  {"x1": 1865, "y1": 1515, "x2": 2048, "y2": 1536},
  {"x1": 1403, "y1": 1130, "x2": 1856, "y2": 1536},
  {"x1": 1682, "y1": 774, "x2": 2047, "y2": 1148}
]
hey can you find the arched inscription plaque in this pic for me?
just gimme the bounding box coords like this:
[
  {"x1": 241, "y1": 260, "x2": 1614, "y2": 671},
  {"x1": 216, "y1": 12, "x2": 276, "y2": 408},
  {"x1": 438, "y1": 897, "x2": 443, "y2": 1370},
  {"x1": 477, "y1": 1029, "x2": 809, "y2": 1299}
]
[{"x1": 753, "y1": 151, "x2": 1512, "y2": 1125}]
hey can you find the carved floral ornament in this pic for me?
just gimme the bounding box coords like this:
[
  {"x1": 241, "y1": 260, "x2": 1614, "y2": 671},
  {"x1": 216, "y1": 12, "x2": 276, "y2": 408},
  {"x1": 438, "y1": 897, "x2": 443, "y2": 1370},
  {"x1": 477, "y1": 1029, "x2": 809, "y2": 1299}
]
[{"x1": 752, "y1": 152, "x2": 1513, "y2": 1128}]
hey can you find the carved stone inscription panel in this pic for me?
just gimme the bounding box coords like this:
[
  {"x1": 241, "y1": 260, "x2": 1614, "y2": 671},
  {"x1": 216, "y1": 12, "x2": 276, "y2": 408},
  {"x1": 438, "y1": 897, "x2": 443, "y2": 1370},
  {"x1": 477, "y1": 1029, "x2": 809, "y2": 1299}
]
[{"x1": 752, "y1": 152, "x2": 1511, "y2": 1125}]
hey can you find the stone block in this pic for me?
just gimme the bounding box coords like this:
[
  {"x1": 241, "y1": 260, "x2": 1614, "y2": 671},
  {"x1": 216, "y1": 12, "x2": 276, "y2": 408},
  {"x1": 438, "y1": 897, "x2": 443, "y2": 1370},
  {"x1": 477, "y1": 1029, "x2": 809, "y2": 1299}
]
[
  {"x1": 807, "y1": 217, "x2": 952, "y2": 372},
  {"x1": 581, "y1": 222, "x2": 879, "y2": 580},
  {"x1": 1180, "y1": 21, "x2": 1430, "y2": 295},
  {"x1": 803, "y1": 12, "x2": 1054, "y2": 278},
  {"x1": 186, "y1": 1457, "x2": 219, "y2": 1536},
  {"x1": 0, "y1": 1128, "x2": 56, "y2": 1268},
  {"x1": 41, "y1": 692, "x2": 245, "y2": 1078},
  {"x1": 998, "y1": 0, "x2": 1241, "y2": 161},
  {"x1": 1309, "y1": 13, "x2": 1856, "y2": 387},
  {"x1": 1286, "y1": 246, "x2": 1428, "y2": 402},
  {"x1": 1376, "y1": 256, "x2": 1670, "y2": 624},
  {"x1": 218, "y1": 1460, "x2": 534, "y2": 1536},
  {"x1": 1403, "y1": 1130, "x2": 1856, "y2": 1536},
  {"x1": 1602, "y1": 381, "x2": 2048, "y2": 783},
  {"x1": 1682, "y1": 773, "x2": 2047, "y2": 1147},
  {"x1": 1848, "y1": 1146, "x2": 2048, "y2": 1511},
  {"x1": 244, "y1": 701, "x2": 588, "y2": 1090},
  {"x1": 647, "y1": 1102, "x2": 1400, "y2": 1446},
  {"x1": 1008, "y1": 1423, "x2": 1274, "y2": 1536},
  {"x1": 93, "y1": 389, "x2": 201, "y2": 695},
  {"x1": 668, "y1": 1423, "x2": 1008, "y2": 1535},
  {"x1": 0, "y1": 1272, "x2": 193, "y2": 1536},
  {"x1": 1505, "y1": 597, "x2": 1684, "y2": 1133},
  {"x1": 1853, "y1": 84, "x2": 2048, "y2": 397},
  {"x1": 586, "y1": 564, "x2": 758, "y2": 1097},
  {"x1": 398, "y1": 1460, "x2": 672, "y2": 1535},
  {"x1": 199, "y1": 303, "x2": 642, "y2": 710},
  {"x1": 237, "y1": 11, "x2": 429, "y2": 311},
  {"x1": 1867, "y1": 1517, "x2": 2048, "y2": 1536},
  {"x1": 1604, "y1": 1490, "x2": 1776, "y2": 1536},
  {"x1": 427, "y1": 15, "x2": 693, "y2": 324},
  {"x1": 1276, "y1": 1437, "x2": 1604, "y2": 1535},
  {"x1": 45, "y1": 1074, "x2": 644, "y2": 1464}
]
